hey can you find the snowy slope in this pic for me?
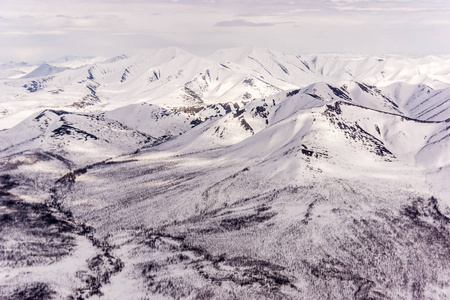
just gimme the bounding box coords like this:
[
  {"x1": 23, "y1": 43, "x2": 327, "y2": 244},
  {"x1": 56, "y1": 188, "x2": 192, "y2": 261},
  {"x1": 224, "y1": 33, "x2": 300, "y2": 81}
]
[
  {"x1": 48, "y1": 56, "x2": 108, "y2": 68},
  {"x1": 1, "y1": 48, "x2": 450, "y2": 300},
  {"x1": 1, "y1": 47, "x2": 450, "y2": 131},
  {"x1": 0, "y1": 109, "x2": 153, "y2": 167},
  {"x1": 33, "y1": 96, "x2": 448, "y2": 299},
  {"x1": 210, "y1": 47, "x2": 450, "y2": 88},
  {"x1": 22, "y1": 64, "x2": 69, "y2": 79}
]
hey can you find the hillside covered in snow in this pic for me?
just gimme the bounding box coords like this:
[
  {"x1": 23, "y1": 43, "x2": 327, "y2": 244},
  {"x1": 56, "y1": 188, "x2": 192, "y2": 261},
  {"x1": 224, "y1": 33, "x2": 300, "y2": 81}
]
[{"x1": 1, "y1": 47, "x2": 450, "y2": 299}]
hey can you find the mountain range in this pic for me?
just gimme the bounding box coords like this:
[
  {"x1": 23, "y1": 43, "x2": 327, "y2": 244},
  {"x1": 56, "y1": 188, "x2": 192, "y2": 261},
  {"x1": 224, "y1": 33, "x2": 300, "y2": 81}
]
[{"x1": 1, "y1": 47, "x2": 450, "y2": 299}]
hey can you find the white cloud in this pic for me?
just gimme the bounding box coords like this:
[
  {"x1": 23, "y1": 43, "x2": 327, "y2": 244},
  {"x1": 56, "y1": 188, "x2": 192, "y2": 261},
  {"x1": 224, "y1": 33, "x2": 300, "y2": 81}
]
[
  {"x1": 0, "y1": 30, "x2": 66, "y2": 35},
  {"x1": 331, "y1": 0, "x2": 369, "y2": 3},
  {"x1": 0, "y1": 0, "x2": 449, "y2": 62},
  {"x1": 215, "y1": 19, "x2": 275, "y2": 27},
  {"x1": 421, "y1": 19, "x2": 450, "y2": 25}
]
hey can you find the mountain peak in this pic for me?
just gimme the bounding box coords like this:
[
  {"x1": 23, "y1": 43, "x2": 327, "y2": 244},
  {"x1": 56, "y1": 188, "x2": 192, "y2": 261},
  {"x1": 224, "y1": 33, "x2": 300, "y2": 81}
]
[{"x1": 21, "y1": 63, "x2": 68, "y2": 78}]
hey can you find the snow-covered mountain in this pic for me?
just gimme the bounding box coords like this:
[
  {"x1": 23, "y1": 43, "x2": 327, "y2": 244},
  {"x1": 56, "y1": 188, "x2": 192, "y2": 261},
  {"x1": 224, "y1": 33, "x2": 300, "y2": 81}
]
[
  {"x1": 1, "y1": 48, "x2": 450, "y2": 299},
  {"x1": 1, "y1": 47, "x2": 450, "y2": 130}
]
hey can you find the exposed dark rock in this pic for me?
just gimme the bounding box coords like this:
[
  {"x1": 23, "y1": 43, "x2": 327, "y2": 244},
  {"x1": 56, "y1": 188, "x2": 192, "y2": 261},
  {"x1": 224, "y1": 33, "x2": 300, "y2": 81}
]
[
  {"x1": 183, "y1": 87, "x2": 203, "y2": 103},
  {"x1": 327, "y1": 84, "x2": 352, "y2": 101},
  {"x1": 242, "y1": 92, "x2": 252, "y2": 100},
  {"x1": 34, "y1": 109, "x2": 70, "y2": 121},
  {"x1": 153, "y1": 70, "x2": 160, "y2": 80},
  {"x1": 233, "y1": 109, "x2": 245, "y2": 118},
  {"x1": 301, "y1": 149, "x2": 314, "y2": 157},
  {"x1": 252, "y1": 105, "x2": 269, "y2": 118},
  {"x1": 239, "y1": 117, "x2": 254, "y2": 133},
  {"x1": 375, "y1": 125, "x2": 381, "y2": 135},
  {"x1": 324, "y1": 103, "x2": 395, "y2": 158},
  {"x1": 87, "y1": 67, "x2": 95, "y2": 80},
  {"x1": 275, "y1": 61, "x2": 289, "y2": 75},
  {"x1": 306, "y1": 93, "x2": 324, "y2": 100},
  {"x1": 23, "y1": 77, "x2": 53, "y2": 93},
  {"x1": 190, "y1": 119, "x2": 203, "y2": 127},
  {"x1": 356, "y1": 82, "x2": 399, "y2": 110},
  {"x1": 286, "y1": 89, "x2": 301, "y2": 97},
  {"x1": 72, "y1": 83, "x2": 101, "y2": 108},
  {"x1": 243, "y1": 78, "x2": 254, "y2": 86},
  {"x1": 51, "y1": 125, "x2": 99, "y2": 141},
  {"x1": 120, "y1": 68, "x2": 130, "y2": 82}
]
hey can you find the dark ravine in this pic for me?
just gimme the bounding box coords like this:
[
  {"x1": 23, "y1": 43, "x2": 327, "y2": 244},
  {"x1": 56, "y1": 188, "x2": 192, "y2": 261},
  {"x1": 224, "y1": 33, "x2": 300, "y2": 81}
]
[
  {"x1": 0, "y1": 158, "x2": 125, "y2": 299},
  {"x1": 49, "y1": 165, "x2": 125, "y2": 299},
  {"x1": 135, "y1": 230, "x2": 299, "y2": 299},
  {"x1": 0, "y1": 175, "x2": 77, "y2": 299}
]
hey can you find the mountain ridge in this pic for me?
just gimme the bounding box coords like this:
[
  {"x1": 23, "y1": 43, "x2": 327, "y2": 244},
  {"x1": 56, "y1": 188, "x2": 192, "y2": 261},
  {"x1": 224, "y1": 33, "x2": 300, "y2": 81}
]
[
  {"x1": 1, "y1": 47, "x2": 450, "y2": 300},
  {"x1": 1, "y1": 47, "x2": 450, "y2": 130}
]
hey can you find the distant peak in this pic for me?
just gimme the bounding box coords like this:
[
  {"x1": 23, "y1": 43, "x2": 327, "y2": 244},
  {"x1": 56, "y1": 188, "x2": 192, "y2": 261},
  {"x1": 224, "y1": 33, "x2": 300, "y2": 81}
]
[{"x1": 21, "y1": 63, "x2": 68, "y2": 79}]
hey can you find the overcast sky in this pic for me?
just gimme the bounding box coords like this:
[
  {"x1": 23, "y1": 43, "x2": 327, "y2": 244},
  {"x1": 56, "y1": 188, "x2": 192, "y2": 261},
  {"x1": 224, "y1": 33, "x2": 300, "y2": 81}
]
[{"x1": 1, "y1": 0, "x2": 449, "y2": 62}]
